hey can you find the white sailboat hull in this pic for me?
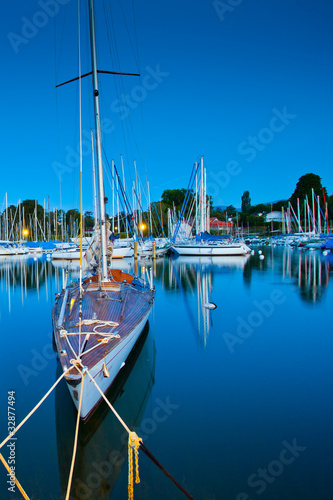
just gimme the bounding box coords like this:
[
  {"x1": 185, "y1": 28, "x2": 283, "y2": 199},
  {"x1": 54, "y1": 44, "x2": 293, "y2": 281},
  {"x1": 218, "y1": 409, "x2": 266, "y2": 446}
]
[
  {"x1": 172, "y1": 243, "x2": 250, "y2": 256},
  {"x1": 66, "y1": 310, "x2": 151, "y2": 420},
  {"x1": 52, "y1": 245, "x2": 134, "y2": 260}
]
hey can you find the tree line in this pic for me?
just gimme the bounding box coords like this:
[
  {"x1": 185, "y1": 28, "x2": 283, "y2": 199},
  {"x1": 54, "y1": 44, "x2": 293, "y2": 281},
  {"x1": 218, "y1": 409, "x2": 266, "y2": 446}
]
[{"x1": 1, "y1": 173, "x2": 332, "y2": 240}]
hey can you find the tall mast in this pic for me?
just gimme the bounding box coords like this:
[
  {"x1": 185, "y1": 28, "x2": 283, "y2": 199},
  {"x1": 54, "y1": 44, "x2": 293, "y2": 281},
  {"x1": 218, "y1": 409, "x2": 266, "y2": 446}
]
[
  {"x1": 200, "y1": 157, "x2": 204, "y2": 234},
  {"x1": 121, "y1": 155, "x2": 129, "y2": 239},
  {"x1": 88, "y1": 0, "x2": 108, "y2": 280},
  {"x1": 91, "y1": 129, "x2": 98, "y2": 225}
]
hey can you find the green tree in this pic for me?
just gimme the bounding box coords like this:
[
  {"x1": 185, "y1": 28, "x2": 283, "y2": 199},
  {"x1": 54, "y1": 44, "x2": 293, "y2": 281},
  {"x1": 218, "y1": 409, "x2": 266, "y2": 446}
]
[
  {"x1": 226, "y1": 205, "x2": 236, "y2": 215},
  {"x1": 84, "y1": 211, "x2": 95, "y2": 230},
  {"x1": 290, "y1": 173, "x2": 327, "y2": 206},
  {"x1": 249, "y1": 203, "x2": 270, "y2": 214},
  {"x1": 161, "y1": 188, "x2": 191, "y2": 210},
  {"x1": 272, "y1": 200, "x2": 288, "y2": 211},
  {"x1": 66, "y1": 209, "x2": 80, "y2": 225},
  {"x1": 241, "y1": 190, "x2": 251, "y2": 213}
]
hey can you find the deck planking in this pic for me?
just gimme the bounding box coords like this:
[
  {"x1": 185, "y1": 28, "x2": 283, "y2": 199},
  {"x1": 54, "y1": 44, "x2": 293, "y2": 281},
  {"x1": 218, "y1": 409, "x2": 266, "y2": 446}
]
[{"x1": 52, "y1": 270, "x2": 154, "y2": 377}]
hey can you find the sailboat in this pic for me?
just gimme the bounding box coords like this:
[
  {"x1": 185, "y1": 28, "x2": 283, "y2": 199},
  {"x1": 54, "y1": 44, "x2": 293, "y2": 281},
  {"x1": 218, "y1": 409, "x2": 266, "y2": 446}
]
[
  {"x1": 171, "y1": 157, "x2": 251, "y2": 257},
  {"x1": 52, "y1": 0, "x2": 155, "y2": 421}
]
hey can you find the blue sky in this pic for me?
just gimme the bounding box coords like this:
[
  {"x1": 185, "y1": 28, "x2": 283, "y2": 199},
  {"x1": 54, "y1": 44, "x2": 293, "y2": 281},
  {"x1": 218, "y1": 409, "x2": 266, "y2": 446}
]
[{"x1": 1, "y1": 0, "x2": 332, "y2": 214}]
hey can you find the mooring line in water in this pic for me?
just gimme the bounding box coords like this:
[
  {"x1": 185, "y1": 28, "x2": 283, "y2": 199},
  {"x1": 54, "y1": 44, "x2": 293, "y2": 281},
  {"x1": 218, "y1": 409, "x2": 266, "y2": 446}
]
[
  {"x1": 85, "y1": 368, "x2": 195, "y2": 500},
  {"x1": 139, "y1": 442, "x2": 195, "y2": 500}
]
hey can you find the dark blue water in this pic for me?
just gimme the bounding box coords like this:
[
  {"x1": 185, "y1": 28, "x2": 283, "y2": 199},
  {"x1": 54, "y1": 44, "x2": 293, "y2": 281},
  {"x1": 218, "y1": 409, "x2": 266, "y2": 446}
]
[{"x1": 0, "y1": 248, "x2": 332, "y2": 499}]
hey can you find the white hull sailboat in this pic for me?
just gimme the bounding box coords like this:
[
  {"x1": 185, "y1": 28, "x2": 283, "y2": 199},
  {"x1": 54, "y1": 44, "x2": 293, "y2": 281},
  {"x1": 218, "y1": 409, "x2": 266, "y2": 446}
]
[
  {"x1": 52, "y1": 0, "x2": 155, "y2": 420},
  {"x1": 52, "y1": 245, "x2": 133, "y2": 260},
  {"x1": 172, "y1": 242, "x2": 250, "y2": 256},
  {"x1": 53, "y1": 270, "x2": 154, "y2": 420}
]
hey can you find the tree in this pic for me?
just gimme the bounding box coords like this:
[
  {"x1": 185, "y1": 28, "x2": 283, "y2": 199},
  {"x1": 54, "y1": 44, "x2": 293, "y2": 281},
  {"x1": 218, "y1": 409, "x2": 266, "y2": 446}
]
[
  {"x1": 66, "y1": 209, "x2": 80, "y2": 225},
  {"x1": 272, "y1": 200, "x2": 288, "y2": 211},
  {"x1": 84, "y1": 211, "x2": 95, "y2": 230},
  {"x1": 226, "y1": 205, "x2": 236, "y2": 214},
  {"x1": 241, "y1": 190, "x2": 251, "y2": 213},
  {"x1": 290, "y1": 173, "x2": 327, "y2": 206},
  {"x1": 161, "y1": 189, "x2": 190, "y2": 210},
  {"x1": 249, "y1": 203, "x2": 270, "y2": 215}
]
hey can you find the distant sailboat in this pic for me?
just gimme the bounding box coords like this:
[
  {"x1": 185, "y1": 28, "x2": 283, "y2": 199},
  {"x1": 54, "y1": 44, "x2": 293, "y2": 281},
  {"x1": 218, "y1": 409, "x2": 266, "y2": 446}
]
[
  {"x1": 52, "y1": 0, "x2": 155, "y2": 420},
  {"x1": 171, "y1": 157, "x2": 251, "y2": 257}
]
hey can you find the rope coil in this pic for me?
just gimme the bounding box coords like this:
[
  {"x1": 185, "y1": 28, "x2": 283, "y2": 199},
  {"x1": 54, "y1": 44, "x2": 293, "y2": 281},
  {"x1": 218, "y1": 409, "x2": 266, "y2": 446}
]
[{"x1": 128, "y1": 432, "x2": 142, "y2": 500}]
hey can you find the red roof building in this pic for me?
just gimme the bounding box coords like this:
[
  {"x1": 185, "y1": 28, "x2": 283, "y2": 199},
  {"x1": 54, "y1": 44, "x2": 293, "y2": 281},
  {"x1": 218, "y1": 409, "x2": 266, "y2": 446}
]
[{"x1": 209, "y1": 217, "x2": 233, "y2": 233}]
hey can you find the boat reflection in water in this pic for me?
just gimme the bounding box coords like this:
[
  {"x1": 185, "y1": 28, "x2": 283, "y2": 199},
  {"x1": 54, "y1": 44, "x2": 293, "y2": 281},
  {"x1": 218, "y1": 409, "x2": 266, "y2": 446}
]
[
  {"x1": 55, "y1": 322, "x2": 155, "y2": 500},
  {"x1": 283, "y1": 247, "x2": 331, "y2": 303},
  {"x1": 0, "y1": 254, "x2": 55, "y2": 309},
  {"x1": 242, "y1": 246, "x2": 331, "y2": 304},
  {"x1": 168, "y1": 255, "x2": 250, "y2": 346}
]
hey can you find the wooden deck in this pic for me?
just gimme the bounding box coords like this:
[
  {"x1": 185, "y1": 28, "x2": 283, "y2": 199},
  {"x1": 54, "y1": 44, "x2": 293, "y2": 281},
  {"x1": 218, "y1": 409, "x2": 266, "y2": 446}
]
[{"x1": 52, "y1": 270, "x2": 154, "y2": 379}]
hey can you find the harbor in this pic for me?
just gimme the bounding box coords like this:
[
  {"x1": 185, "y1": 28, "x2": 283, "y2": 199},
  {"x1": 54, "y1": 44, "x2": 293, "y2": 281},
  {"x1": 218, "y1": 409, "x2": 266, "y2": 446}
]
[
  {"x1": 0, "y1": 247, "x2": 332, "y2": 498},
  {"x1": 1, "y1": 0, "x2": 333, "y2": 498}
]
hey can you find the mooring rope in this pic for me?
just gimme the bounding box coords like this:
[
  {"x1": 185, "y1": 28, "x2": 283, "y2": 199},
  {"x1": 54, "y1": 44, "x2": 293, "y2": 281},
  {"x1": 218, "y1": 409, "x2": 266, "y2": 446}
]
[
  {"x1": 84, "y1": 368, "x2": 142, "y2": 498},
  {"x1": 0, "y1": 366, "x2": 73, "y2": 500},
  {"x1": 0, "y1": 366, "x2": 72, "y2": 450},
  {"x1": 0, "y1": 453, "x2": 30, "y2": 500},
  {"x1": 65, "y1": 363, "x2": 85, "y2": 500},
  {"x1": 84, "y1": 368, "x2": 194, "y2": 500},
  {"x1": 139, "y1": 442, "x2": 195, "y2": 500},
  {"x1": 85, "y1": 368, "x2": 131, "y2": 433}
]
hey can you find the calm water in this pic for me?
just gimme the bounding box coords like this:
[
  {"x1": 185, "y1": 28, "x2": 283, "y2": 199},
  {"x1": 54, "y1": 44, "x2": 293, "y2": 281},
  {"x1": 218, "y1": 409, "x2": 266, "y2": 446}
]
[{"x1": 0, "y1": 247, "x2": 333, "y2": 500}]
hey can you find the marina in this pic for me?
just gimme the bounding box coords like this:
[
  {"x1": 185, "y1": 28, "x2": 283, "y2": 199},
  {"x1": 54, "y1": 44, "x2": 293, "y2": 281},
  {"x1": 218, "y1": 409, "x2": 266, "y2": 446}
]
[
  {"x1": 0, "y1": 247, "x2": 333, "y2": 499},
  {"x1": 1, "y1": 0, "x2": 333, "y2": 498}
]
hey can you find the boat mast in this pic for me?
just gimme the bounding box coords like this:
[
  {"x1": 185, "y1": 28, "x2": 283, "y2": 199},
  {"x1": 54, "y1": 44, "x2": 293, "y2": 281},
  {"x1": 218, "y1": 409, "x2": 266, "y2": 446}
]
[
  {"x1": 88, "y1": 0, "x2": 108, "y2": 280},
  {"x1": 91, "y1": 129, "x2": 98, "y2": 226}
]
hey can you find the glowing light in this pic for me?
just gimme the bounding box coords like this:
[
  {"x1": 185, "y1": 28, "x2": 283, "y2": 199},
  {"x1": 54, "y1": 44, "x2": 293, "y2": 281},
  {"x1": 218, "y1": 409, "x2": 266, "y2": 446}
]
[{"x1": 23, "y1": 229, "x2": 29, "y2": 236}]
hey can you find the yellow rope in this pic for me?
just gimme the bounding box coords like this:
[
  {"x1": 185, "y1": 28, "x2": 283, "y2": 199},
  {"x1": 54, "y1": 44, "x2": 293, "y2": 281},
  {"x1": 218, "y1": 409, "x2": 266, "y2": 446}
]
[
  {"x1": 128, "y1": 439, "x2": 133, "y2": 500},
  {"x1": 65, "y1": 366, "x2": 85, "y2": 500},
  {"x1": 128, "y1": 432, "x2": 142, "y2": 500},
  {"x1": 0, "y1": 453, "x2": 30, "y2": 500},
  {"x1": 84, "y1": 369, "x2": 143, "y2": 500}
]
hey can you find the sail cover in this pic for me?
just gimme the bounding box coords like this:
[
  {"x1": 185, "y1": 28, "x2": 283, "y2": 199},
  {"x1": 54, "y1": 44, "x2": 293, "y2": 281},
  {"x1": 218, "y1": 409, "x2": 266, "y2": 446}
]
[{"x1": 83, "y1": 220, "x2": 113, "y2": 270}]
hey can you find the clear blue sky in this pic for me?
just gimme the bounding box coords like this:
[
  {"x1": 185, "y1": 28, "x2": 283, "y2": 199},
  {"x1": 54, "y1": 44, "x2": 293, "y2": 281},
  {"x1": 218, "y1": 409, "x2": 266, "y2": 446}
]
[{"x1": 1, "y1": 0, "x2": 332, "y2": 214}]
